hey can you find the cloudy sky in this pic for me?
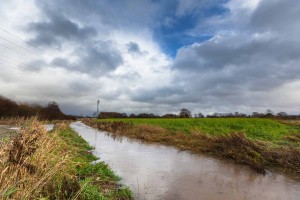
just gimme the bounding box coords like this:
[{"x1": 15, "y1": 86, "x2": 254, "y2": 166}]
[{"x1": 0, "y1": 0, "x2": 299, "y2": 116}]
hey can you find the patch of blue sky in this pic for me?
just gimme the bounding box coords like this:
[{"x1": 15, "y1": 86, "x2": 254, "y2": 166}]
[{"x1": 154, "y1": 1, "x2": 229, "y2": 57}]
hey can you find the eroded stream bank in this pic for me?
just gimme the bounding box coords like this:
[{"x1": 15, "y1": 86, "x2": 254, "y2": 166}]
[{"x1": 71, "y1": 122, "x2": 300, "y2": 200}]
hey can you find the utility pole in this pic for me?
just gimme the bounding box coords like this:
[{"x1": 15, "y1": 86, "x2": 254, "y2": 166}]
[{"x1": 97, "y1": 98, "x2": 100, "y2": 117}]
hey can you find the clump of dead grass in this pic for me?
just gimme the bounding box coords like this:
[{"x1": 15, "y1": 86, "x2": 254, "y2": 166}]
[
  {"x1": 0, "y1": 119, "x2": 72, "y2": 199},
  {"x1": 207, "y1": 133, "x2": 266, "y2": 173},
  {"x1": 263, "y1": 146, "x2": 300, "y2": 173},
  {"x1": 284, "y1": 133, "x2": 300, "y2": 143}
]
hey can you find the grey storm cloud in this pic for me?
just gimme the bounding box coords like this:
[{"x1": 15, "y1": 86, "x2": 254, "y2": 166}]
[
  {"x1": 126, "y1": 42, "x2": 148, "y2": 56},
  {"x1": 169, "y1": 0, "x2": 300, "y2": 107},
  {"x1": 33, "y1": 0, "x2": 164, "y2": 30},
  {"x1": 77, "y1": 44, "x2": 123, "y2": 75},
  {"x1": 25, "y1": 1, "x2": 124, "y2": 77},
  {"x1": 27, "y1": 13, "x2": 97, "y2": 47},
  {"x1": 250, "y1": 0, "x2": 300, "y2": 35},
  {"x1": 50, "y1": 41, "x2": 123, "y2": 76},
  {"x1": 127, "y1": 42, "x2": 141, "y2": 54},
  {"x1": 131, "y1": 87, "x2": 187, "y2": 103}
]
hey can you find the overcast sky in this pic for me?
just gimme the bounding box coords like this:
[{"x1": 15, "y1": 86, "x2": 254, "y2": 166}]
[{"x1": 0, "y1": 0, "x2": 299, "y2": 116}]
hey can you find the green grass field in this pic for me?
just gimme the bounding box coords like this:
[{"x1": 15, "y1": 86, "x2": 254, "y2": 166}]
[{"x1": 99, "y1": 118, "x2": 299, "y2": 143}]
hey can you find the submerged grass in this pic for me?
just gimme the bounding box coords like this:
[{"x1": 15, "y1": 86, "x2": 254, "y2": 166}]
[
  {"x1": 0, "y1": 119, "x2": 132, "y2": 199},
  {"x1": 83, "y1": 118, "x2": 300, "y2": 174}
]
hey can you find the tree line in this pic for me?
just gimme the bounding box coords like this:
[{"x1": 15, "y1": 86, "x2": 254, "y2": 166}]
[
  {"x1": 1, "y1": 95, "x2": 297, "y2": 120},
  {"x1": 0, "y1": 95, "x2": 75, "y2": 120},
  {"x1": 99, "y1": 108, "x2": 300, "y2": 119}
]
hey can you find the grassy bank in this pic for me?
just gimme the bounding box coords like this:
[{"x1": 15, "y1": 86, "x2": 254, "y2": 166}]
[
  {"x1": 83, "y1": 118, "x2": 300, "y2": 174},
  {"x1": 98, "y1": 118, "x2": 299, "y2": 145},
  {"x1": 0, "y1": 119, "x2": 132, "y2": 199}
]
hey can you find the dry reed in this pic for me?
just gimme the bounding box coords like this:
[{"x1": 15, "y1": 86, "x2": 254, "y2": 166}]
[{"x1": 0, "y1": 119, "x2": 72, "y2": 199}]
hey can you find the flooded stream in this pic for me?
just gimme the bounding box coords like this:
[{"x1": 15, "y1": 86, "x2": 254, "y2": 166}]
[{"x1": 70, "y1": 121, "x2": 300, "y2": 200}]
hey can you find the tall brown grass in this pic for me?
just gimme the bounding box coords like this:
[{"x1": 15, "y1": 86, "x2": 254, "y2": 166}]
[{"x1": 0, "y1": 119, "x2": 72, "y2": 199}]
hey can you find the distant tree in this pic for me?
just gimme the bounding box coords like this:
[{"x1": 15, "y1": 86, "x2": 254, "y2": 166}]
[
  {"x1": 252, "y1": 112, "x2": 263, "y2": 118},
  {"x1": 93, "y1": 112, "x2": 97, "y2": 117},
  {"x1": 199, "y1": 113, "x2": 205, "y2": 118},
  {"x1": 264, "y1": 109, "x2": 274, "y2": 118},
  {"x1": 212, "y1": 112, "x2": 221, "y2": 118},
  {"x1": 0, "y1": 96, "x2": 18, "y2": 117},
  {"x1": 136, "y1": 113, "x2": 159, "y2": 118},
  {"x1": 195, "y1": 113, "x2": 205, "y2": 118},
  {"x1": 162, "y1": 113, "x2": 177, "y2": 118},
  {"x1": 179, "y1": 108, "x2": 192, "y2": 118},
  {"x1": 18, "y1": 103, "x2": 41, "y2": 117},
  {"x1": 277, "y1": 112, "x2": 288, "y2": 117},
  {"x1": 233, "y1": 112, "x2": 247, "y2": 118},
  {"x1": 229, "y1": 113, "x2": 233, "y2": 117},
  {"x1": 0, "y1": 95, "x2": 73, "y2": 119},
  {"x1": 99, "y1": 112, "x2": 128, "y2": 118},
  {"x1": 129, "y1": 114, "x2": 136, "y2": 118},
  {"x1": 42, "y1": 101, "x2": 65, "y2": 120}
]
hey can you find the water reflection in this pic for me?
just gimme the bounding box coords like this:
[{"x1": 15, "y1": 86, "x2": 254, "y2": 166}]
[
  {"x1": 71, "y1": 121, "x2": 300, "y2": 200},
  {"x1": 45, "y1": 124, "x2": 54, "y2": 131},
  {"x1": 6, "y1": 124, "x2": 54, "y2": 132}
]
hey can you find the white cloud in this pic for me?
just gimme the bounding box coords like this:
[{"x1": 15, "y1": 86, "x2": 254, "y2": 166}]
[
  {"x1": 0, "y1": 0, "x2": 174, "y2": 115},
  {"x1": 169, "y1": 0, "x2": 300, "y2": 114},
  {"x1": 0, "y1": 0, "x2": 299, "y2": 116}
]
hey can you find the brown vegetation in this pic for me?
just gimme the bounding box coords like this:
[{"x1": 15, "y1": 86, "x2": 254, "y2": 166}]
[
  {"x1": 83, "y1": 119, "x2": 300, "y2": 174},
  {"x1": 0, "y1": 95, "x2": 76, "y2": 120},
  {"x1": 0, "y1": 119, "x2": 132, "y2": 199},
  {"x1": 0, "y1": 119, "x2": 71, "y2": 199}
]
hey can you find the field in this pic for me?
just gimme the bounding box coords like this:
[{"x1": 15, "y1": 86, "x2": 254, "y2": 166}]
[
  {"x1": 98, "y1": 118, "x2": 300, "y2": 145},
  {"x1": 84, "y1": 118, "x2": 300, "y2": 174}
]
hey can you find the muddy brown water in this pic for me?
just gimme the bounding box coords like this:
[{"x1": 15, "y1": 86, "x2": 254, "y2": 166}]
[{"x1": 70, "y1": 122, "x2": 300, "y2": 200}]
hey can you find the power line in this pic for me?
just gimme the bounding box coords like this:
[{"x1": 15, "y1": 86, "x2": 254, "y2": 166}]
[
  {"x1": 0, "y1": 27, "x2": 99, "y2": 76},
  {"x1": 0, "y1": 23, "x2": 106, "y2": 97},
  {"x1": 0, "y1": 28, "x2": 96, "y2": 92},
  {"x1": 0, "y1": 35, "x2": 39, "y2": 56},
  {"x1": 0, "y1": 58, "x2": 87, "y2": 91}
]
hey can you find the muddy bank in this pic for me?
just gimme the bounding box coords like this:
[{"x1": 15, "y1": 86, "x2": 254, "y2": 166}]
[
  {"x1": 72, "y1": 121, "x2": 300, "y2": 200},
  {"x1": 83, "y1": 119, "x2": 300, "y2": 175}
]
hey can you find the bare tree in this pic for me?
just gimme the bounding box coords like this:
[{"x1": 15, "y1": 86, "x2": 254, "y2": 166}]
[
  {"x1": 277, "y1": 112, "x2": 287, "y2": 117},
  {"x1": 179, "y1": 108, "x2": 192, "y2": 118},
  {"x1": 198, "y1": 113, "x2": 205, "y2": 118},
  {"x1": 265, "y1": 109, "x2": 274, "y2": 117}
]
